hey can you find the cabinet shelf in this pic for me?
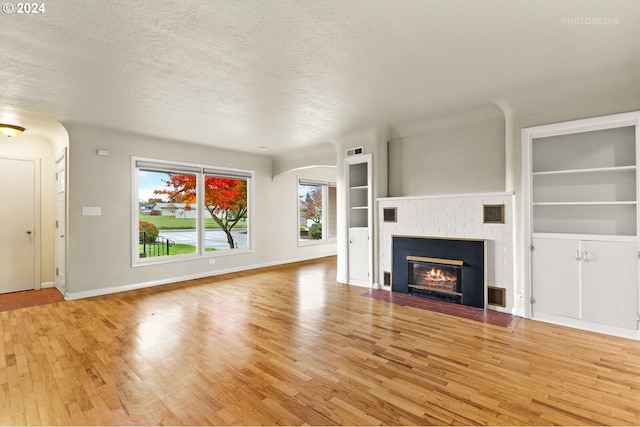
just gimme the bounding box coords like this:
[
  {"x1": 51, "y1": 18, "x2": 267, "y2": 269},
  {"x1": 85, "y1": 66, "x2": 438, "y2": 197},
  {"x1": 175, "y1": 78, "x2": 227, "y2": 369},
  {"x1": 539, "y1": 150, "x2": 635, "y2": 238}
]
[
  {"x1": 533, "y1": 201, "x2": 636, "y2": 206},
  {"x1": 533, "y1": 203, "x2": 637, "y2": 236},
  {"x1": 532, "y1": 165, "x2": 636, "y2": 177},
  {"x1": 532, "y1": 166, "x2": 637, "y2": 205},
  {"x1": 532, "y1": 232, "x2": 638, "y2": 242}
]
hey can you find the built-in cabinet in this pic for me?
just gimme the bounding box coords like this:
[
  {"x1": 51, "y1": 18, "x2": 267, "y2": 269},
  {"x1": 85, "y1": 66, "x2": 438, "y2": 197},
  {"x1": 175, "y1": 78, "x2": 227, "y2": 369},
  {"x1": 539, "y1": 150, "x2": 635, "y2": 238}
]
[
  {"x1": 523, "y1": 111, "x2": 640, "y2": 339},
  {"x1": 346, "y1": 154, "x2": 373, "y2": 287},
  {"x1": 531, "y1": 237, "x2": 638, "y2": 329}
]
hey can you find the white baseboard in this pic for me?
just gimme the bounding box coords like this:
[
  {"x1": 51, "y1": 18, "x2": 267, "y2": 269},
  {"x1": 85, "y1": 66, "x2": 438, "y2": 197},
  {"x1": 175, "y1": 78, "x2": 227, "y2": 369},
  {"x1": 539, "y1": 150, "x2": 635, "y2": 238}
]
[
  {"x1": 40, "y1": 281, "x2": 55, "y2": 289},
  {"x1": 64, "y1": 254, "x2": 336, "y2": 301},
  {"x1": 533, "y1": 312, "x2": 639, "y2": 341}
]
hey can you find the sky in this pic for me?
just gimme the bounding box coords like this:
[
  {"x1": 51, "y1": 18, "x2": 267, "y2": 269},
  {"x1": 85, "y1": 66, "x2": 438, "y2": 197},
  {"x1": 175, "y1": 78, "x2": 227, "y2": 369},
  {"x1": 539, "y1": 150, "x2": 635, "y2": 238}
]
[{"x1": 139, "y1": 170, "x2": 171, "y2": 203}]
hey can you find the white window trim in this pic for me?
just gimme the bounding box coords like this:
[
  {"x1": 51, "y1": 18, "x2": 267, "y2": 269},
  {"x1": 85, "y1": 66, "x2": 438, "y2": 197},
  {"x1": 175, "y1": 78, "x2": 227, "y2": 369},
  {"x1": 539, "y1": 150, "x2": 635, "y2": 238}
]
[
  {"x1": 297, "y1": 178, "x2": 337, "y2": 247},
  {"x1": 132, "y1": 156, "x2": 254, "y2": 267}
]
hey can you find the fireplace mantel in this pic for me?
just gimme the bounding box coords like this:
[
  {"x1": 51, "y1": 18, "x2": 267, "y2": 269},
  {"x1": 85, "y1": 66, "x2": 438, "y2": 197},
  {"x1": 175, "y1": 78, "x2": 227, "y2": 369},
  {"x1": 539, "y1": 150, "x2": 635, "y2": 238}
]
[{"x1": 377, "y1": 192, "x2": 516, "y2": 314}]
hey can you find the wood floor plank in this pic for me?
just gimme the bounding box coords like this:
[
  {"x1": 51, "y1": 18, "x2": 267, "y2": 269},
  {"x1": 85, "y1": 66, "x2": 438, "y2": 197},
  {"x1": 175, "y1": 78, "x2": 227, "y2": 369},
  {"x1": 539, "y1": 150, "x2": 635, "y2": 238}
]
[{"x1": 1, "y1": 256, "x2": 640, "y2": 425}]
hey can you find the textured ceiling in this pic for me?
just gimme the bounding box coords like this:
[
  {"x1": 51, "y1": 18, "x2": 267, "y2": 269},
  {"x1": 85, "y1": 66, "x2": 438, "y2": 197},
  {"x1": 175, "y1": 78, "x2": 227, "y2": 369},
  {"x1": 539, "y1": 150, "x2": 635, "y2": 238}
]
[{"x1": 1, "y1": 0, "x2": 639, "y2": 153}]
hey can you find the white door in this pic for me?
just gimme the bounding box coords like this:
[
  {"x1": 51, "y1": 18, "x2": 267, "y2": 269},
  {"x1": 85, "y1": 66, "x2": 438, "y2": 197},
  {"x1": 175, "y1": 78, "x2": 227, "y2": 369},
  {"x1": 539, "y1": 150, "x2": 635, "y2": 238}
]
[
  {"x1": 531, "y1": 238, "x2": 580, "y2": 319},
  {"x1": 55, "y1": 153, "x2": 67, "y2": 292},
  {"x1": 0, "y1": 157, "x2": 39, "y2": 294},
  {"x1": 348, "y1": 227, "x2": 369, "y2": 286},
  {"x1": 581, "y1": 240, "x2": 638, "y2": 329}
]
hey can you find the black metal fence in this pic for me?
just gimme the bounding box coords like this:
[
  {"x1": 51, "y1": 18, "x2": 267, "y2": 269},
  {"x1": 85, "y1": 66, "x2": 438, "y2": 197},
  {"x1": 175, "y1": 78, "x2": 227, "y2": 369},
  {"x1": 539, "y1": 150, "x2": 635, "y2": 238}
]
[{"x1": 139, "y1": 232, "x2": 175, "y2": 258}]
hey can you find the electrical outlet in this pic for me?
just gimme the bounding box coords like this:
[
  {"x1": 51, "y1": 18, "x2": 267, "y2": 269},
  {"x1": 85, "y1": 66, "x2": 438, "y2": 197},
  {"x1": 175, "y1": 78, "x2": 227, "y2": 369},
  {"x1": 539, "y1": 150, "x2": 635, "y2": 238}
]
[
  {"x1": 208, "y1": 259, "x2": 216, "y2": 264},
  {"x1": 517, "y1": 290, "x2": 524, "y2": 301}
]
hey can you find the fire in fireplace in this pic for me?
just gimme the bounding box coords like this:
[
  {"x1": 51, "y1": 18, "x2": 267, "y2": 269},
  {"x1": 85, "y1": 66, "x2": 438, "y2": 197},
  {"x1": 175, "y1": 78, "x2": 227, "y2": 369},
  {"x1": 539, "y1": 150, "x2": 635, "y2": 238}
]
[
  {"x1": 392, "y1": 236, "x2": 485, "y2": 308},
  {"x1": 407, "y1": 256, "x2": 463, "y2": 303}
]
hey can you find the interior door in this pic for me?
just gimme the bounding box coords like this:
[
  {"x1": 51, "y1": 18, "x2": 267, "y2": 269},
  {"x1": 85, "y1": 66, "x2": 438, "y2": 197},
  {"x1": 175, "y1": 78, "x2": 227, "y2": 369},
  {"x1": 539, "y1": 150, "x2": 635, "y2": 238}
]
[
  {"x1": 0, "y1": 157, "x2": 38, "y2": 293},
  {"x1": 531, "y1": 237, "x2": 580, "y2": 319},
  {"x1": 55, "y1": 152, "x2": 67, "y2": 292}
]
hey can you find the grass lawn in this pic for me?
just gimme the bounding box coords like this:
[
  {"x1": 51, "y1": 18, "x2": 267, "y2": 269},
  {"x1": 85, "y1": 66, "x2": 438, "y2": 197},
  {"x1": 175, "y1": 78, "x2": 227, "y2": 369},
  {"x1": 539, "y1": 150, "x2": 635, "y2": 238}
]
[{"x1": 140, "y1": 213, "x2": 246, "y2": 230}]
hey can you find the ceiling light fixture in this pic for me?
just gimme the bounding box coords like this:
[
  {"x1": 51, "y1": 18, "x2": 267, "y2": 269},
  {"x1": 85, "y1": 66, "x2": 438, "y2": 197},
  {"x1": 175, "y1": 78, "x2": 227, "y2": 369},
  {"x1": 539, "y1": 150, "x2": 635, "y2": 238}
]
[{"x1": 0, "y1": 124, "x2": 25, "y2": 137}]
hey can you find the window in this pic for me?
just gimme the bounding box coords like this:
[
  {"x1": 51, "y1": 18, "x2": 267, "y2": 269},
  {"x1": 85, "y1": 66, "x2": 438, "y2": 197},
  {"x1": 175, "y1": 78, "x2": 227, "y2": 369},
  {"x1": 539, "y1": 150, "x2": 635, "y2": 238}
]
[
  {"x1": 298, "y1": 179, "x2": 336, "y2": 243},
  {"x1": 133, "y1": 158, "x2": 252, "y2": 264}
]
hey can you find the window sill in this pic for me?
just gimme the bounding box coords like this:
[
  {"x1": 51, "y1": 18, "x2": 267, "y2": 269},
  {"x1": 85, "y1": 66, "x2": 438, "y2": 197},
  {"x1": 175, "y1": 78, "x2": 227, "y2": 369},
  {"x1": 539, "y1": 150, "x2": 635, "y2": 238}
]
[{"x1": 133, "y1": 247, "x2": 254, "y2": 267}]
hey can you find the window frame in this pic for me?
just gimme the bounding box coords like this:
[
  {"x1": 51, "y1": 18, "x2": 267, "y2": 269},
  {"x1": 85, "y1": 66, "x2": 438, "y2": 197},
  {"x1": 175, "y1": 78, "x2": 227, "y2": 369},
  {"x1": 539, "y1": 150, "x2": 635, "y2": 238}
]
[
  {"x1": 297, "y1": 178, "x2": 337, "y2": 246},
  {"x1": 132, "y1": 157, "x2": 254, "y2": 267}
]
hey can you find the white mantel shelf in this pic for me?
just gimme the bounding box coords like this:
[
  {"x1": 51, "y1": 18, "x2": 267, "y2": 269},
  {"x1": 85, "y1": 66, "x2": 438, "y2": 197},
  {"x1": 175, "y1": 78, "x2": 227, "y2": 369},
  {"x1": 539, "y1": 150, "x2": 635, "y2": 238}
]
[{"x1": 377, "y1": 191, "x2": 515, "y2": 203}]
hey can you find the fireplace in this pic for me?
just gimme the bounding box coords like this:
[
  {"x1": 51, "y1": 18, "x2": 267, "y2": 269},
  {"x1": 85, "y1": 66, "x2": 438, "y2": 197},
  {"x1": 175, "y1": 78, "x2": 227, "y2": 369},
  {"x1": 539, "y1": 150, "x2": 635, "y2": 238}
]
[
  {"x1": 392, "y1": 236, "x2": 485, "y2": 308},
  {"x1": 407, "y1": 256, "x2": 463, "y2": 303}
]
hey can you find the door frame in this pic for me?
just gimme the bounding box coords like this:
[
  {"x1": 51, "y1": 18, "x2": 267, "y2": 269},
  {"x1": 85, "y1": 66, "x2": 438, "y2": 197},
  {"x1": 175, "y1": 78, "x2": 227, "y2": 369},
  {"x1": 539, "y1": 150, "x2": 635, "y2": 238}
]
[
  {"x1": 0, "y1": 155, "x2": 41, "y2": 292},
  {"x1": 55, "y1": 148, "x2": 68, "y2": 296}
]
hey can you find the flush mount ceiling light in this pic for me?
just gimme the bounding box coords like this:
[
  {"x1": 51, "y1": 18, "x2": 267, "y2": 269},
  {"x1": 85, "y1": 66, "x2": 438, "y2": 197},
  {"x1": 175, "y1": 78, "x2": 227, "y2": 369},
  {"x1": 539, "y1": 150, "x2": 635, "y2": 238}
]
[{"x1": 0, "y1": 124, "x2": 25, "y2": 137}]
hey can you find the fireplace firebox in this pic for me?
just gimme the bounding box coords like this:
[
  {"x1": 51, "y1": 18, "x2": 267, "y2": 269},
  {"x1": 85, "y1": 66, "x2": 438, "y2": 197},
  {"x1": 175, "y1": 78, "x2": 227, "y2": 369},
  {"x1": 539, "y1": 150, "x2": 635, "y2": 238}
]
[
  {"x1": 392, "y1": 236, "x2": 485, "y2": 308},
  {"x1": 407, "y1": 256, "x2": 463, "y2": 303}
]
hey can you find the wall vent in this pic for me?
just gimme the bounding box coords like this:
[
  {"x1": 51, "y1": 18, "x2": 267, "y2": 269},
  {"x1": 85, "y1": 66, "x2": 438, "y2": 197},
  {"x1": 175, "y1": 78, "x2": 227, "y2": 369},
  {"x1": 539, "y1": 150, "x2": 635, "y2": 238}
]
[
  {"x1": 383, "y1": 271, "x2": 391, "y2": 287},
  {"x1": 383, "y1": 207, "x2": 397, "y2": 222},
  {"x1": 487, "y1": 286, "x2": 506, "y2": 307},
  {"x1": 346, "y1": 146, "x2": 364, "y2": 157}
]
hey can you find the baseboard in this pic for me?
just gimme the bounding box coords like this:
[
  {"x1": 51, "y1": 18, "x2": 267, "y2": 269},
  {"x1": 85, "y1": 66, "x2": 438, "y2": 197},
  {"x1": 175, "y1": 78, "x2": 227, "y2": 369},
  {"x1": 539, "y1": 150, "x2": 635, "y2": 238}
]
[
  {"x1": 533, "y1": 312, "x2": 639, "y2": 341},
  {"x1": 65, "y1": 254, "x2": 336, "y2": 301},
  {"x1": 40, "y1": 281, "x2": 55, "y2": 289}
]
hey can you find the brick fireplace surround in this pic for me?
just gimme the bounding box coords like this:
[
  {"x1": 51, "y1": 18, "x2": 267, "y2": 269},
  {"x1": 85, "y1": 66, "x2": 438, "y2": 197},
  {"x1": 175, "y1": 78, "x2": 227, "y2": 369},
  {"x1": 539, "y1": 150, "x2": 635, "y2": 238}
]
[{"x1": 377, "y1": 192, "x2": 516, "y2": 314}]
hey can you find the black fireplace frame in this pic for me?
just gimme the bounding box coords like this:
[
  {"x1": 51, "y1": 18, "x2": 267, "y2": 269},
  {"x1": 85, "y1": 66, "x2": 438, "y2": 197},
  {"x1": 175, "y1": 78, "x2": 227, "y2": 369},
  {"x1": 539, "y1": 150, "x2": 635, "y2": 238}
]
[{"x1": 392, "y1": 236, "x2": 486, "y2": 309}]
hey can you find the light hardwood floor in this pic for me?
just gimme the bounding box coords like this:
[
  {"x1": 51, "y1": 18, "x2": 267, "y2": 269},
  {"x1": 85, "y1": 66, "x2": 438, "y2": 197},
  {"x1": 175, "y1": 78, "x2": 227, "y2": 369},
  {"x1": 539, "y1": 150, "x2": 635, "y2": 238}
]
[{"x1": 1, "y1": 256, "x2": 639, "y2": 425}]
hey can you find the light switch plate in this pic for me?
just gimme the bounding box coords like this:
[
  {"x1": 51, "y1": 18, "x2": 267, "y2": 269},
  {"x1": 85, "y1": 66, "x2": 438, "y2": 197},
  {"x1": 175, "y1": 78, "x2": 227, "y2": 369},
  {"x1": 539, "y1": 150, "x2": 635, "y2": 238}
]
[{"x1": 82, "y1": 207, "x2": 102, "y2": 216}]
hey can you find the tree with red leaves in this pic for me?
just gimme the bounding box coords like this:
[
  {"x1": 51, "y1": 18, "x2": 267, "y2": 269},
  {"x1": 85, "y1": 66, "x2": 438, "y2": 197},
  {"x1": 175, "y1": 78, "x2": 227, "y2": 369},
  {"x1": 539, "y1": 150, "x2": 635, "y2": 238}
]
[{"x1": 155, "y1": 174, "x2": 247, "y2": 249}]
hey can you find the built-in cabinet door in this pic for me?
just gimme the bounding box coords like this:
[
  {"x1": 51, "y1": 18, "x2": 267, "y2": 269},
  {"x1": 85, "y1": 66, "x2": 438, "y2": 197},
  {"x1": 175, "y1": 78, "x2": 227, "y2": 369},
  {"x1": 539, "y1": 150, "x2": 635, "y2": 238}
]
[
  {"x1": 348, "y1": 227, "x2": 370, "y2": 286},
  {"x1": 346, "y1": 154, "x2": 372, "y2": 287},
  {"x1": 531, "y1": 238, "x2": 581, "y2": 319},
  {"x1": 581, "y1": 240, "x2": 638, "y2": 329}
]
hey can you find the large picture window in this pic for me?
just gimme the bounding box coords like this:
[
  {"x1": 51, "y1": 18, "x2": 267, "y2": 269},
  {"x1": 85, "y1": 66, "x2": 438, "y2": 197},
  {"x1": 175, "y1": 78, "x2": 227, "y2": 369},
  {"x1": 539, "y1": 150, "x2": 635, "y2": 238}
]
[
  {"x1": 298, "y1": 179, "x2": 336, "y2": 243},
  {"x1": 134, "y1": 158, "x2": 251, "y2": 264}
]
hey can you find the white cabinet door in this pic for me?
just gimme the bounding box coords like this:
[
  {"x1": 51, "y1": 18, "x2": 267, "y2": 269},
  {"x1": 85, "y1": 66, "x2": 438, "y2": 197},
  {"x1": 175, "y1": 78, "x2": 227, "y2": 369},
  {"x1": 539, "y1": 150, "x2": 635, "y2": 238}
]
[
  {"x1": 581, "y1": 241, "x2": 638, "y2": 329},
  {"x1": 348, "y1": 227, "x2": 369, "y2": 286},
  {"x1": 531, "y1": 238, "x2": 581, "y2": 319}
]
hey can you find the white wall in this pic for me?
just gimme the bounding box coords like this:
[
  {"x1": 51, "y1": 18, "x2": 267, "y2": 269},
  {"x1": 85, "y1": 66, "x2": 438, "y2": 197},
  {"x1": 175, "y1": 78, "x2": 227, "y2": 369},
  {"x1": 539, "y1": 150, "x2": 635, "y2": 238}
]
[
  {"x1": 272, "y1": 143, "x2": 336, "y2": 178},
  {"x1": 388, "y1": 106, "x2": 505, "y2": 197},
  {"x1": 65, "y1": 123, "x2": 336, "y2": 299}
]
